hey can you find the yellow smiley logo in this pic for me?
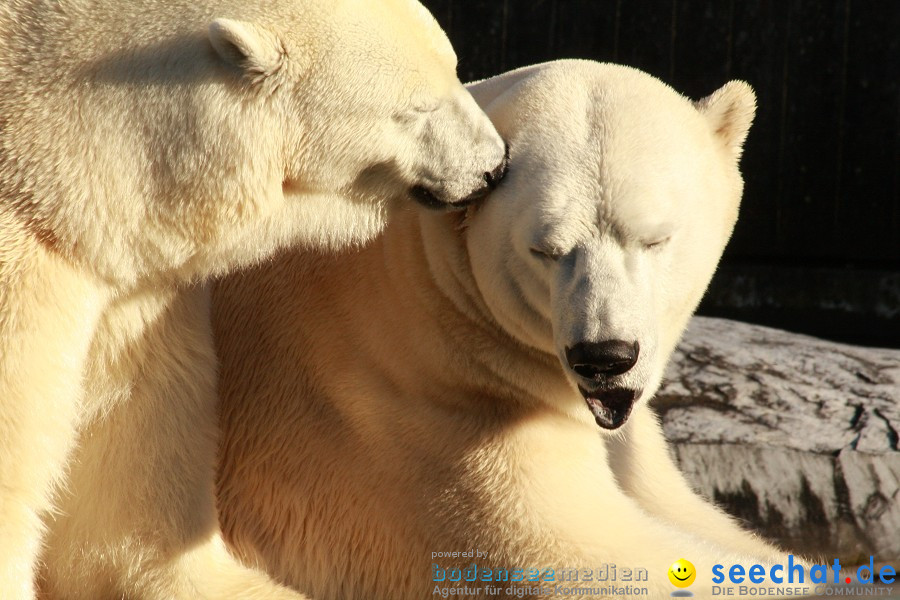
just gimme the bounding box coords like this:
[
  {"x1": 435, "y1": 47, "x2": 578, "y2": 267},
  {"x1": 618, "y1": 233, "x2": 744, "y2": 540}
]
[{"x1": 668, "y1": 559, "x2": 696, "y2": 588}]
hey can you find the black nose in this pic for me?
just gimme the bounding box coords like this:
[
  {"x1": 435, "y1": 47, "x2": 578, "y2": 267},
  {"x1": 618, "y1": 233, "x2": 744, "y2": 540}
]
[
  {"x1": 483, "y1": 142, "x2": 510, "y2": 189},
  {"x1": 565, "y1": 340, "x2": 640, "y2": 380}
]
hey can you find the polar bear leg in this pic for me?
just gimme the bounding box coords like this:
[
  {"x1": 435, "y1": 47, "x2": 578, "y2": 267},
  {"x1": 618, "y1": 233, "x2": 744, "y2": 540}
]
[
  {"x1": 565, "y1": 463, "x2": 785, "y2": 599},
  {"x1": 607, "y1": 406, "x2": 785, "y2": 561},
  {"x1": 0, "y1": 226, "x2": 105, "y2": 600},
  {"x1": 40, "y1": 285, "x2": 305, "y2": 599}
]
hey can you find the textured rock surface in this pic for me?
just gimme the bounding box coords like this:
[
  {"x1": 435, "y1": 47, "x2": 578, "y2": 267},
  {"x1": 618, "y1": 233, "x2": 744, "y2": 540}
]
[{"x1": 653, "y1": 317, "x2": 900, "y2": 562}]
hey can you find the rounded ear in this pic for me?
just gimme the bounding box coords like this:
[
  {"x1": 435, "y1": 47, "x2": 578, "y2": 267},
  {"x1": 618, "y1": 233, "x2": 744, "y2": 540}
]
[
  {"x1": 208, "y1": 18, "x2": 284, "y2": 79},
  {"x1": 694, "y1": 80, "x2": 757, "y2": 161}
]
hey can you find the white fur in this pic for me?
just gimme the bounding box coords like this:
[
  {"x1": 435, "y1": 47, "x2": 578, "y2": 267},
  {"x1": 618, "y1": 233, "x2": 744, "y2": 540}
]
[
  {"x1": 0, "y1": 0, "x2": 504, "y2": 597},
  {"x1": 214, "y1": 61, "x2": 791, "y2": 599}
]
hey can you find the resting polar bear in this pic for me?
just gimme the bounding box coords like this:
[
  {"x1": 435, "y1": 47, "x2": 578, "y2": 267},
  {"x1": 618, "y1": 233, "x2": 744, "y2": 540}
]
[
  {"x1": 214, "y1": 61, "x2": 788, "y2": 598},
  {"x1": 214, "y1": 61, "x2": 790, "y2": 599},
  {"x1": 0, "y1": 0, "x2": 506, "y2": 598}
]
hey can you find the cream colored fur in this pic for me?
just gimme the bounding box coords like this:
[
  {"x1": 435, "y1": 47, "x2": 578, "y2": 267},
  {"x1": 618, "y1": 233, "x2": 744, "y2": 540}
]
[
  {"x1": 0, "y1": 0, "x2": 504, "y2": 598},
  {"x1": 214, "y1": 61, "x2": 793, "y2": 599}
]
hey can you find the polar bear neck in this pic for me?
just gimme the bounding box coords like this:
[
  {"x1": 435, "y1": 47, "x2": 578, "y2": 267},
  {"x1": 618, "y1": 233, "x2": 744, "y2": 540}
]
[{"x1": 382, "y1": 210, "x2": 575, "y2": 410}]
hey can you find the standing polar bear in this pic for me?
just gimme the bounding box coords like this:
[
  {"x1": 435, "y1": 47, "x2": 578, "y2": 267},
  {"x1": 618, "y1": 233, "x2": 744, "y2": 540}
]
[
  {"x1": 0, "y1": 0, "x2": 507, "y2": 598},
  {"x1": 214, "y1": 61, "x2": 788, "y2": 599}
]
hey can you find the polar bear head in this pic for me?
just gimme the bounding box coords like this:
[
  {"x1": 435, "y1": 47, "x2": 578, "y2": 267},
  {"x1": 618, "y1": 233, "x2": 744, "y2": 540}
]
[
  {"x1": 201, "y1": 0, "x2": 507, "y2": 252},
  {"x1": 13, "y1": 0, "x2": 508, "y2": 285},
  {"x1": 464, "y1": 61, "x2": 755, "y2": 430}
]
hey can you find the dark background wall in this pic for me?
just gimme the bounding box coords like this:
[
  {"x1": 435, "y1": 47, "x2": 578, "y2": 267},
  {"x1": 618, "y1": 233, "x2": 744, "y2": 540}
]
[{"x1": 421, "y1": 0, "x2": 900, "y2": 348}]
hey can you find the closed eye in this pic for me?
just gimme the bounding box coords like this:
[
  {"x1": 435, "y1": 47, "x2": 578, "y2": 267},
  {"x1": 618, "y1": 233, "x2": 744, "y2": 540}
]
[
  {"x1": 393, "y1": 99, "x2": 442, "y2": 124},
  {"x1": 530, "y1": 247, "x2": 563, "y2": 261},
  {"x1": 412, "y1": 99, "x2": 442, "y2": 113},
  {"x1": 643, "y1": 236, "x2": 671, "y2": 250}
]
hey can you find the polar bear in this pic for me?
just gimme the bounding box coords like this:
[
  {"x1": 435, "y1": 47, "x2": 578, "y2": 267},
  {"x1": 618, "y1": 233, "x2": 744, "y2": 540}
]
[
  {"x1": 214, "y1": 60, "x2": 791, "y2": 599},
  {"x1": 0, "y1": 0, "x2": 507, "y2": 598}
]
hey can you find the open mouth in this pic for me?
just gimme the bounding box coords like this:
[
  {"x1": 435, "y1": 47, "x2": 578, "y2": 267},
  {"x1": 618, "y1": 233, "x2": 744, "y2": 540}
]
[
  {"x1": 410, "y1": 143, "x2": 510, "y2": 211},
  {"x1": 410, "y1": 185, "x2": 449, "y2": 210},
  {"x1": 578, "y1": 388, "x2": 638, "y2": 430},
  {"x1": 410, "y1": 183, "x2": 492, "y2": 212}
]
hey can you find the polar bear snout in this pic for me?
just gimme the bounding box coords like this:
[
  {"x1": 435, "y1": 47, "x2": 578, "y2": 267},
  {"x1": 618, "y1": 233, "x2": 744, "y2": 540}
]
[
  {"x1": 565, "y1": 340, "x2": 640, "y2": 380},
  {"x1": 406, "y1": 84, "x2": 509, "y2": 210},
  {"x1": 410, "y1": 141, "x2": 509, "y2": 211},
  {"x1": 564, "y1": 341, "x2": 641, "y2": 429}
]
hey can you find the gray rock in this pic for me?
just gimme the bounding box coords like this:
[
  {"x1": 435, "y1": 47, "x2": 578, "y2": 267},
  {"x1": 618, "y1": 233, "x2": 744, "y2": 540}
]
[{"x1": 653, "y1": 317, "x2": 900, "y2": 562}]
